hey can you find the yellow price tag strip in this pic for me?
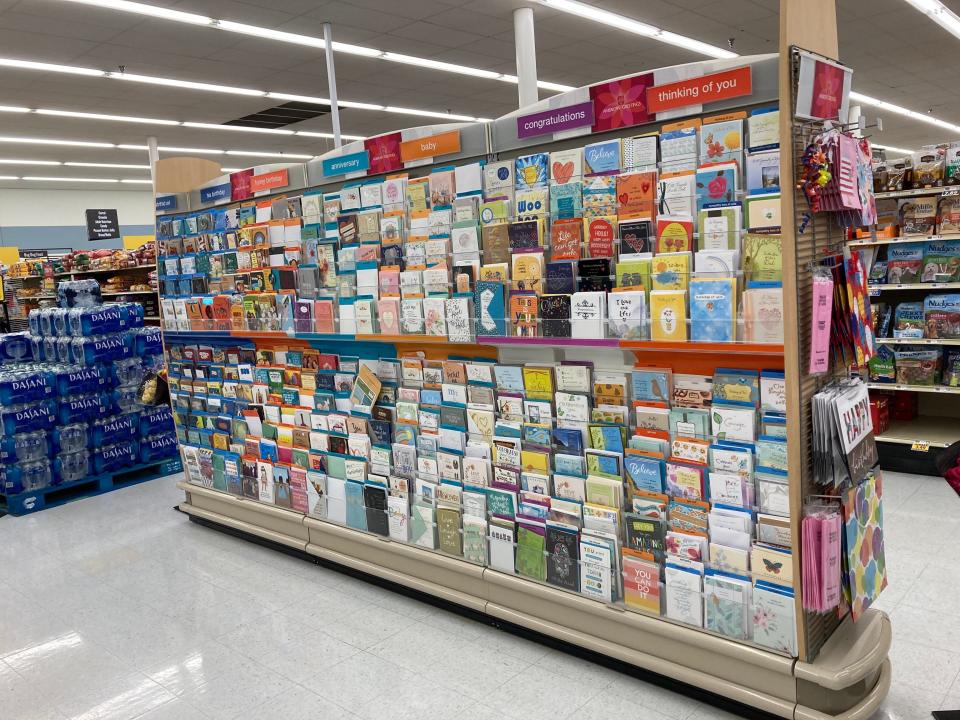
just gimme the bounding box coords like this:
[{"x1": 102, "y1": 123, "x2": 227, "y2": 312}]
[{"x1": 911, "y1": 441, "x2": 930, "y2": 452}]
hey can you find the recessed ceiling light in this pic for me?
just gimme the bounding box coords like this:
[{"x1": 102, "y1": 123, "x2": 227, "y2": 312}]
[
  {"x1": 536, "y1": 0, "x2": 739, "y2": 59},
  {"x1": 36, "y1": 108, "x2": 180, "y2": 125},
  {"x1": 23, "y1": 176, "x2": 120, "y2": 182},
  {"x1": 0, "y1": 158, "x2": 62, "y2": 165},
  {"x1": 904, "y1": 0, "x2": 960, "y2": 38},
  {"x1": 65, "y1": 162, "x2": 151, "y2": 169},
  {"x1": 53, "y1": 0, "x2": 574, "y2": 91}
]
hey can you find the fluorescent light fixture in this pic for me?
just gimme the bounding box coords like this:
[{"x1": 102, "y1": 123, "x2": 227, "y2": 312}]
[
  {"x1": 849, "y1": 91, "x2": 960, "y2": 134},
  {"x1": 214, "y1": 20, "x2": 325, "y2": 47},
  {"x1": 155, "y1": 146, "x2": 225, "y2": 155},
  {"x1": 330, "y1": 42, "x2": 383, "y2": 58},
  {"x1": 0, "y1": 136, "x2": 115, "y2": 148},
  {"x1": 60, "y1": 0, "x2": 211, "y2": 25},
  {"x1": 120, "y1": 178, "x2": 152, "y2": 183},
  {"x1": 536, "y1": 0, "x2": 738, "y2": 59},
  {"x1": 65, "y1": 161, "x2": 150, "y2": 169},
  {"x1": 52, "y1": 0, "x2": 574, "y2": 93},
  {"x1": 181, "y1": 122, "x2": 295, "y2": 135},
  {"x1": 266, "y1": 92, "x2": 329, "y2": 106},
  {"x1": 23, "y1": 176, "x2": 120, "y2": 182},
  {"x1": 36, "y1": 108, "x2": 179, "y2": 125},
  {"x1": 871, "y1": 142, "x2": 916, "y2": 155},
  {"x1": 0, "y1": 58, "x2": 104, "y2": 76},
  {"x1": 112, "y1": 73, "x2": 266, "y2": 97},
  {"x1": 384, "y1": 106, "x2": 476, "y2": 122},
  {"x1": 0, "y1": 158, "x2": 61, "y2": 165},
  {"x1": 224, "y1": 150, "x2": 313, "y2": 159},
  {"x1": 904, "y1": 0, "x2": 960, "y2": 37},
  {"x1": 537, "y1": 80, "x2": 576, "y2": 92},
  {"x1": 220, "y1": 167, "x2": 242, "y2": 172},
  {"x1": 0, "y1": 175, "x2": 18, "y2": 179},
  {"x1": 295, "y1": 130, "x2": 365, "y2": 141},
  {"x1": 0, "y1": 105, "x2": 30, "y2": 113},
  {"x1": 381, "y1": 52, "x2": 501, "y2": 79}
]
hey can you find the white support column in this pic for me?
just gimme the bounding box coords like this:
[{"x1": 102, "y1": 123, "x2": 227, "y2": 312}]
[
  {"x1": 513, "y1": 7, "x2": 539, "y2": 109},
  {"x1": 146, "y1": 136, "x2": 160, "y2": 191},
  {"x1": 848, "y1": 103, "x2": 862, "y2": 137},
  {"x1": 323, "y1": 22, "x2": 342, "y2": 149}
]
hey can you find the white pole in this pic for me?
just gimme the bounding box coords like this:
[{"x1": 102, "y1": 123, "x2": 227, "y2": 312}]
[
  {"x1": 513, "y1": 8, "x2": 539, "y2": 109},
  {"x1": 323, "y1": 22, "x2": 342, "y2": 149},
  {"x1": 146, "y1": 135, "x2": 160, "y2": 191},
  {"x1": 848, "y1": 104, "x2": 862, "y2": 137}
]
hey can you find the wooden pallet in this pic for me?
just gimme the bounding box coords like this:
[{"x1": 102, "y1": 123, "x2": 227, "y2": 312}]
[{"x1": 0, "y1": 457, "x2": 182, "y2": 516}]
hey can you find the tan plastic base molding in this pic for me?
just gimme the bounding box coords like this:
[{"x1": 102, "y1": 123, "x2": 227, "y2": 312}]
[{"x1": 178, "y1": 483, "x2": 891, "y2": 719}]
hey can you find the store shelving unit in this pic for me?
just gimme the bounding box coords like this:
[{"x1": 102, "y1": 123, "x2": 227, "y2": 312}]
[
  {"x1": 874, "y1": 417, "x2": 957, "y2": 449},
  {"x1": 13, "y1": 263, "x2": 161, "y2": 324},
  {"x1": 872, "y1": 186, "x2": 948, "y2": 200},
  {"x1": 155, "y1": 13, "x2": 890, "y2": 719}
]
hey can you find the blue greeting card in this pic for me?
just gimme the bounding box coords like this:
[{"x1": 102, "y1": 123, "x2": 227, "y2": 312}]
[
  {"x1": 584, "y1": 139, "x2": 622, "y2": 176},
  {"x1": 690, "y1": 278, "x2": 736, "y2": 342}
]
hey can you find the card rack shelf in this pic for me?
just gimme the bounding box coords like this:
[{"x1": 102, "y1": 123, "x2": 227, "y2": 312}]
[{"x1": 158, "y1": 19, "x2": 889, "y2": 719}]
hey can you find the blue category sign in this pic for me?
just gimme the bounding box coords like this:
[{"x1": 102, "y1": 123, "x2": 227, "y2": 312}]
[
  {"x1": 322, "y1": 150, "x2": 370, "y2": 177},
  {"x1": 199, "y1": 182, "x2": 231, "y2": 204},
  {"x1": 154, "y1": 195, "x2": 177, "y2": 211}
]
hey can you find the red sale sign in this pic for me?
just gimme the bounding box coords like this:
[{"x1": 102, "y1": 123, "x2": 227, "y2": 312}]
[{"x1": 646, "y1": 66, "x2": 752, "y2": 114}]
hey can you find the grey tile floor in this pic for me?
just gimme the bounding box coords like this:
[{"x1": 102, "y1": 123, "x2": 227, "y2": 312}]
[{"x1": 0, "y1": 469, "x2": 955, "y2": 720}]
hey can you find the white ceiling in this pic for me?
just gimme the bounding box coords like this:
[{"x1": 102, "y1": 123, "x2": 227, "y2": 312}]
[{"x1": 0, "y1": 0, "x2": 957, "y2": 191}]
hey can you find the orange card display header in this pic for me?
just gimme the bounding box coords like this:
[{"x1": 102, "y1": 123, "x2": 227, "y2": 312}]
[
  {"x1": 647, "y1": 66, "x2": 752, "y2": 114},
  {"x1": 400, "y1": 130, "x2": 461, "y2": 162},
  {"x1": 250, "y1": 169, "x2": 289, "y2": 193}
]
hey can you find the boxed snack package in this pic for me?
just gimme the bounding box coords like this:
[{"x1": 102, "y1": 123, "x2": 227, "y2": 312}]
[
  {"x1": 868, "y1": 345, "x2": 895, "y2": 383},
  {"x1": 886, "y1": 243, "x2": 925, "y2": 284},
  {"x1": 921, "y1": 239, "x2": 960, "y2": 282},
  {"x1": 884, "y1": 158, "x2": 910, "y2": 192},
  {"x1": 937, "y1": 193, "x2": 960, "y2": 236},
  {"x1": 947, "y1": 142, "x2": 960, "y2": 185},
  {"x1": 894, "y1": 348, "x2": 941, "y2": 385},
  {"x1": 869, "y1": 396, "x2": 890, "y2": 435},
  {"x1": 900, "y1": 197, "x2": 938, "y2": 237},
  {"x1": 945, "y1": 350, "x2": 960, "y2": 387},
  {"x1": 886, "y1": 390, "x2": 917, "y2": 420},
  {"x1": 924, "y1": 294, "x2": 960, "y2": 338},
  {"x1": 894, "y1": 301, "x2": 924, "y2": 338},
  {"x1": 912, "y1": 145, "x2": 945, "y2": 188}
]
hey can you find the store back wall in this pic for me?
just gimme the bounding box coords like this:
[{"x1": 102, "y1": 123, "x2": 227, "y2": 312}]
[{"x1": 0, "y1": 188, "x2": 154, "y2": 251}]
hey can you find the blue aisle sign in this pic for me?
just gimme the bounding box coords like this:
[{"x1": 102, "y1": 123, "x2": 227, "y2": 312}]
[
  {"x1": 199, "y1": 183, "x2": 231, "y2": 204},
  {"x1": 322, "y1": 150, "x2": 370, "y2": 177},
  {"x1": 155, "y1": 195, "x2": 177, "y2": 211}
]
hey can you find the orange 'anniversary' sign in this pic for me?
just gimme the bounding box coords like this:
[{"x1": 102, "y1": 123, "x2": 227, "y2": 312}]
[{"x1": 399, "y1": 130, "x2": 461, "y2": 163}]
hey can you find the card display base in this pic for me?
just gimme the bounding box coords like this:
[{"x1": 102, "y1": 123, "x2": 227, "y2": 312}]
[{"x1": 178, "y1": 482, "x2": 891, "y2": 720}]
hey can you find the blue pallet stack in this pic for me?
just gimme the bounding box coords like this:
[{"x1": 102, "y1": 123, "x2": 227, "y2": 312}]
[{"x1": 0, "y1": 279, "x2": 178, "y2": 508}]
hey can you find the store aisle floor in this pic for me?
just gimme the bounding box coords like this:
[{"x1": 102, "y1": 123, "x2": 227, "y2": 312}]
[{"x1": 0, "y1": 470, "x2": 956, "y2": 720}]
